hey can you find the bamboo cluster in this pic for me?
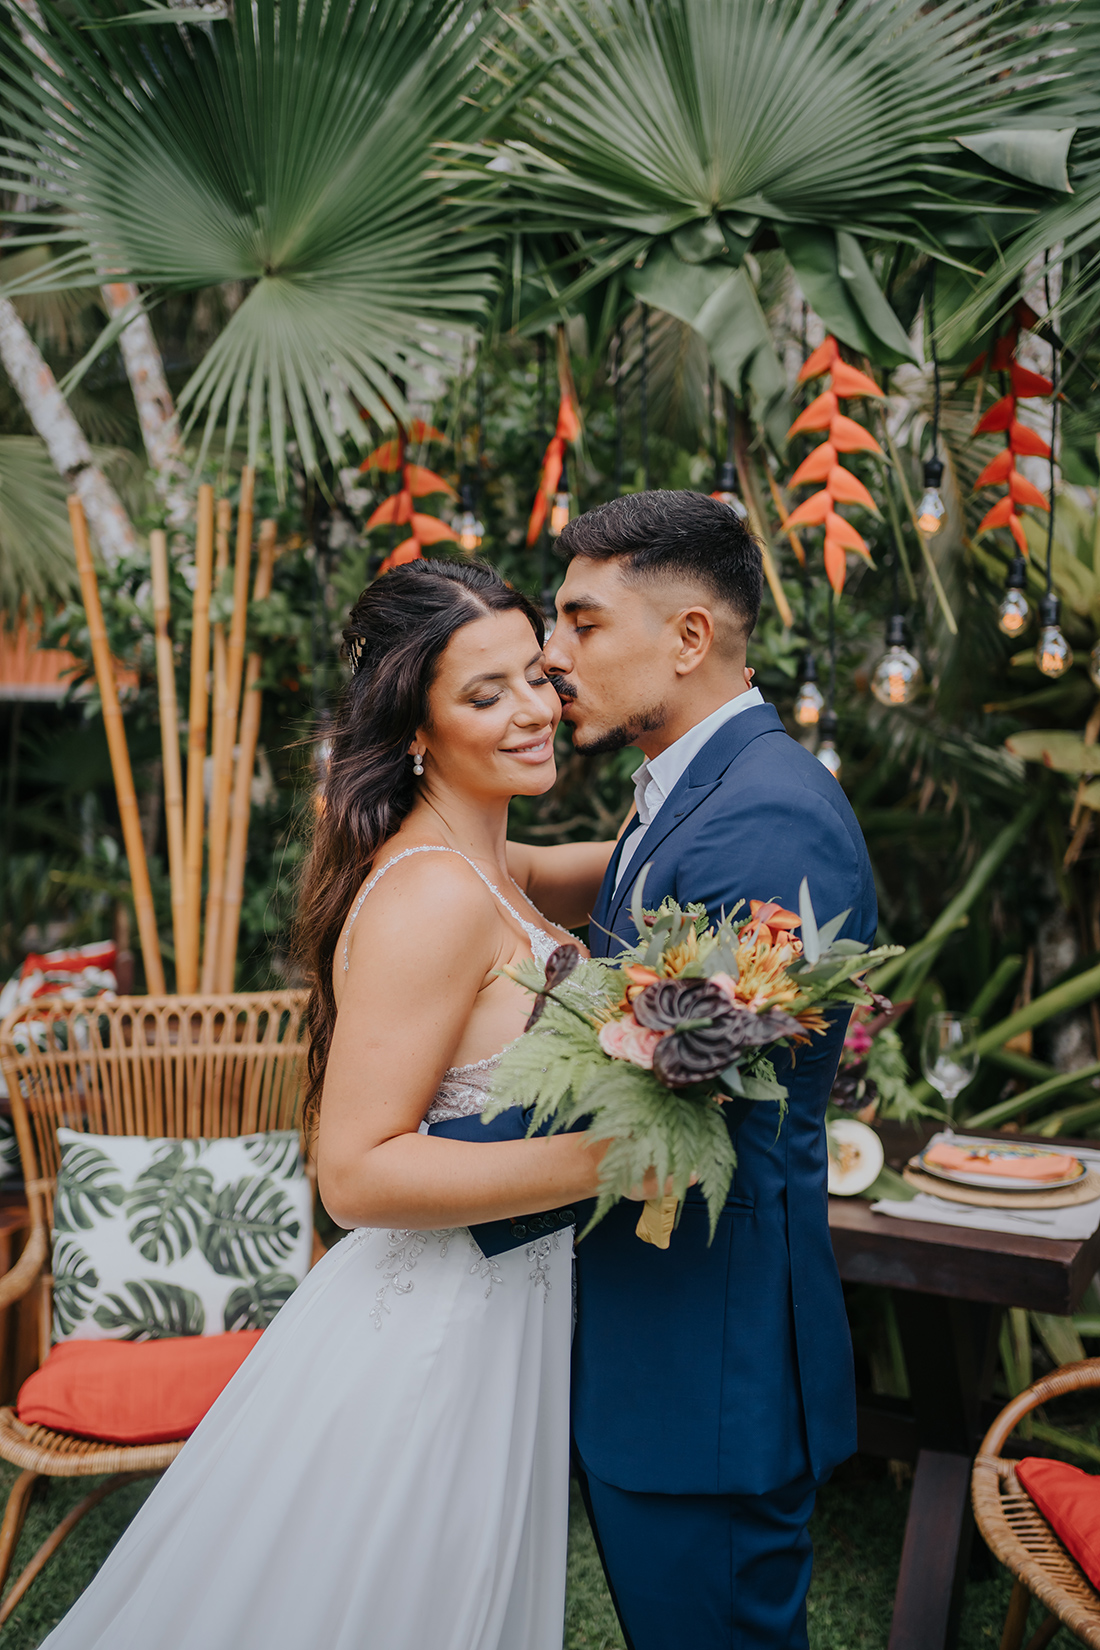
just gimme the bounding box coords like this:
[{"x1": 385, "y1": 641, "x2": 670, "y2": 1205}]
[{"x1": 68, "y1": 472, "x2": 277, "y2": 995}]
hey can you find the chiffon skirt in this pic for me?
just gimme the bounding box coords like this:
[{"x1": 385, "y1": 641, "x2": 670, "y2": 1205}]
[{"x1": 41, "y1": 1223, "x2": 574, "y2": 1650}]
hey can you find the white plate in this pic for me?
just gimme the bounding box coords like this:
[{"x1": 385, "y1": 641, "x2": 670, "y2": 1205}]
[
  {"x1": 916, "y1": 1138, "x2": 1085, "y2": 1193},
  {"x1": 828, "y1": 1119, "x2": 885, "y2": 1196}
]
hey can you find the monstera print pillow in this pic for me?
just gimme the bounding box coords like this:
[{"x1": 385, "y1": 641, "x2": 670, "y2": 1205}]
[{"x1": 52, "y1": 1130, "x2": 313, "y2": 1343}]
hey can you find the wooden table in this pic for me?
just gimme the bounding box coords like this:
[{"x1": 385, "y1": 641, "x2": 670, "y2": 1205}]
[{"x1": 829, "y1": 1123, "x2": 1100, "y2": 1650}]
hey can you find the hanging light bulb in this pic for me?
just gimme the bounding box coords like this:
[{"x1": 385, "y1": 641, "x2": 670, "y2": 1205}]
[
  {"x1": 870, "y1": 615, "x2": 923, "y2": 706},
  {"x1": 793, "y1": 652, "x2": 824, "y2": 727},
  {"x1": 1089, "y1": 640, "x2": 1100, "y2": 692},
  {"x1": 997, "y1": 555, "x2": 1030, "y2": 638},
  {"x1": 548, "y1": 456, "x2": 571, "y2": 539},
  {"x1": 710, "y1": 460, "x2": 748, "y2": 520},
  {"x1": 915, "y1": 456, "x2": 946, "y2": 536},
  {"x1": 1036, "y1": 591, "x2": 1073, "y2": 678},
  {"x1": 453, "y1": 483, "x2": 484, "y2": 554},
  {"x1": 816, "y1": 709, "x2": 841, "y2": 778}
]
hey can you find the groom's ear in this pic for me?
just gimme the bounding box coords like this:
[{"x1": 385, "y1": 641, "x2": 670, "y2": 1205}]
[{"x1": 672, "y1": 605, "x2": 718, "y2": 676}]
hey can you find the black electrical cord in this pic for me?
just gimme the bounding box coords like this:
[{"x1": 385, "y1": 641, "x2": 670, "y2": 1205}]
[
  {"x1": 613, "y1": 328, "x2": 624, "y2": 495},
  {"x1": 640, "y1": 302, "x2": 650, "y2": 490},
  {"x1": 927, "y1": 265, "x2": 941, "y2": 459},
  {"x1": 1043, "y1": 265, "x2": 1059, "y2": 597}
]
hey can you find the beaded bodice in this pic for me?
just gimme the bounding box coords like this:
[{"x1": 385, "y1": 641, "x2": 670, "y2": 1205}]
[{"x1": 340, "y1": 845, "x2": 561, "y2": 1126}]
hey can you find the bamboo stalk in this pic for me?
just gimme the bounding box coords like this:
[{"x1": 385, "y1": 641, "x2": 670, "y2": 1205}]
[
  {"x1": 200, "y1": 497, "x2": 235, "y2": 989},
  {"x1": 149, "y1": 529, "x2": 185, "y2": 978},
  {"x1": 216, "y1": 518, "x2": 277, "y2": 993},
  {"x1": 731, "y1": 419, "x2": 794, "y2": 629},
  {"x1": 68, "y1": 497, "x2": 165, "y2": 993},
  {"x1": 181, "y1": 483, "x2": 215, "y2": 994},
  {"x1": 765, "y1": 472, "x2": 806, "y2": 569}
]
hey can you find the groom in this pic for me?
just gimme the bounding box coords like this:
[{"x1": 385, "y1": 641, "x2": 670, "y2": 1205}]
[{"x1": 542, "y1": 490, "x2": 876, "y2": 1650}]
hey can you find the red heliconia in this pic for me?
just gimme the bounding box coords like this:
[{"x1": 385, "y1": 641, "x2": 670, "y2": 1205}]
[
  {"x1": 784, "y1": 335, "x2": 882, "y2": 594},
  {"x1": 970, "y1": 321, "x2": 1054, "y2": 558},
  {"x1": 527, "y1": 394, "x2": 582, "y2": 546},
  {"x1": 361, "y1": 422, "x2": 457, "y2": 573}
]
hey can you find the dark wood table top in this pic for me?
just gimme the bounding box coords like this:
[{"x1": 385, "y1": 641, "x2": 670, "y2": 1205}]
[{"x1": 829, "y1": 1122, "x2": 1100, "y2": 1314}]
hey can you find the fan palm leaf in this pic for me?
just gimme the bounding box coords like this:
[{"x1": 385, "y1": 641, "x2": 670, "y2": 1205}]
[
  {"x1": 0, "y1": 436, "x2": 79, "y2": 611},
  {"x1": 0, "y1": 0, "x2": 503, "y2": 482},
  {"x1": 481, "y1": 0, "x2": 1077, "y2": 387}
]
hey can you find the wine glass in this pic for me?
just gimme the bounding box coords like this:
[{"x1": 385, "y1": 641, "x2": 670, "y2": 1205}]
[{"x1": 921, "y1": 1013, "x2": 979, "y2": 1119}]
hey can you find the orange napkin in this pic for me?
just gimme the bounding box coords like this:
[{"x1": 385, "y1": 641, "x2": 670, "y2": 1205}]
[{"x1": 924, "y1": 1142, "x2": 1078, "y2": 1182}]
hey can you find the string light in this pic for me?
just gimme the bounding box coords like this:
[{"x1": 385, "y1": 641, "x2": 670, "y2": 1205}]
[
  {"x1": 997, "y1": 555, "x2": 1030, "y2": 638},
  {"x1": 917, "y1": 269, "x2": 946, "y2": 536},
  {"x1": 1035, "y1": 271, "x2": 1069, "y2": 679},
  {"x1": 549, "y1": 453, "x2": 571, "y2": 538},
  {"x1": 711, "y1": 459, "x2": 748, "y2": 519},
  {"x1": 794, "y1": 652, "x2": 824, "y2": 726},
  {"x1": 871, "y1": 614, "x2": 923, "y2": 706},
  {"x1": 817, "y1": 708, "x2": 841, "y2": 777},
  {"x1": 453, "y1": 483, "x2": 484, "y2": 554}
]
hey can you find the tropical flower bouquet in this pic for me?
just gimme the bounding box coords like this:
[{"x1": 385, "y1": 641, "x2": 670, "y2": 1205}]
[{"x1": 485, "y1": 867, "x2": 902, "y2": 1248}]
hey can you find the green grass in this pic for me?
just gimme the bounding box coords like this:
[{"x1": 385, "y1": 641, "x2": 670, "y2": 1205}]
[{"x1": 0, "y1": 1463, "x2": 1075, "y2": 1648}]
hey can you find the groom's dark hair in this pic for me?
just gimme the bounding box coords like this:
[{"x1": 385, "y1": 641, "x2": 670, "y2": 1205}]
[{"x1": 556, "y1": 490, "x2": 763, "y2": 636}]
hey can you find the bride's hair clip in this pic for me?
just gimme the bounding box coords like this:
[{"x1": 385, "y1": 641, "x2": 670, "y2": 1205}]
[{"x1": 345, "y1": 635, "x2": 367, "y2": 676}]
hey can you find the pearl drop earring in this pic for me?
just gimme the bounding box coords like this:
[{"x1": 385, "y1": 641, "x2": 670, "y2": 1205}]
[{"x1": 412, "y1": 752, "x2": 425, "y2": 776}]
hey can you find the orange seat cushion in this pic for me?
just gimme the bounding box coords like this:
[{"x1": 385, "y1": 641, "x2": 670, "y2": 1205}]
[
  {"x1": 17, "y1": 1332, "x2": 262, "y2": 1445},
  {"x1": 1016, "y1": 1457, "x2": 1100, "y2": 1588}
]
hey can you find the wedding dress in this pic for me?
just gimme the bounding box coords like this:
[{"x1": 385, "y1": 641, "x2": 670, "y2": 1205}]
[{"x1": 42, "y1": 848, "x2": 573, "y2": 1650}]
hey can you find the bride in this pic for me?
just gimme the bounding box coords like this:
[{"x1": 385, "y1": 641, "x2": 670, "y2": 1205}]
[{"x1": 41, "y1": 557, "x2": 622, "y2": 1650}]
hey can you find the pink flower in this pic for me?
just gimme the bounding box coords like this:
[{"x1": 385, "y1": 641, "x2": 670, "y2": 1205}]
[
  {"x1": 844, "y1": 1022, "x2": 872, "y2": 1057},
  {"x1": 599, "y1": 1015, "x2": 664, "y2": 1070},
  {"x1": 709, "y1": 972, "x2": 739, "y2": 1005}
]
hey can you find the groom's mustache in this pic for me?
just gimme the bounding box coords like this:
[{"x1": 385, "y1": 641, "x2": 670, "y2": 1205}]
[{"x1": 548, "y1": 673, "x2": 577, "y2": 703}]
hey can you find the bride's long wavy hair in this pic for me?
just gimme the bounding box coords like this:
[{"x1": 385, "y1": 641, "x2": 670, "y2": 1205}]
[{"x1": 296, "y1": 558, "x2": 544, "y2": 1130}]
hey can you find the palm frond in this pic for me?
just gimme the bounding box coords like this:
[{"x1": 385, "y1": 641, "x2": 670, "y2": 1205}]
[
  {"x1": 0, "y1": 0, "x2": 505, "y2": 483},
  {"x1": 0, "y1": 437, "x2": 78, "y2": 611}
]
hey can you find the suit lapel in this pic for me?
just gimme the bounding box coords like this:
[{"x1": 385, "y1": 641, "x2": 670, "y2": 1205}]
[
  {"x1": 590, "y1": 813, "x2": 644, "y2": 943},
  {"x1": 603, "y1": 703, "x2": 785, "y2": 941}
]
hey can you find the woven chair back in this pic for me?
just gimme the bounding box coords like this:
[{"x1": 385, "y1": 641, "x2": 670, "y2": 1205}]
[{"x1": 0, "y1": 993, "x2": 308, "y2": 1233}]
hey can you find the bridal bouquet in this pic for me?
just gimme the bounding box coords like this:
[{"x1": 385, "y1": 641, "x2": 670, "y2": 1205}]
[{"x1": 485, "y1": 868, "x2": 902, "y2": 1248}]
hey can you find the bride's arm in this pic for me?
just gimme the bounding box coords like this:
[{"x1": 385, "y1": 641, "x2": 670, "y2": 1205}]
[{"x1": 317, "y1": 857, "x2": 605, "y2": 1230}]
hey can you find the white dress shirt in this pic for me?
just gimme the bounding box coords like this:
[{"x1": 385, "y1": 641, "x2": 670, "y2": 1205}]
[{"x1": 614, "y1": 687, "x2": 765, "y2": 890}]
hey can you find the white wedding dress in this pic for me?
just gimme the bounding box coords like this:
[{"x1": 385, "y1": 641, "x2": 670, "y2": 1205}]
[{"x1": 43, "y1": 849, "x2": 573, "y2": 1650}]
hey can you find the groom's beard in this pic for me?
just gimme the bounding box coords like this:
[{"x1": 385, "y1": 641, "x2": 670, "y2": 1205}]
[{"x1": 550, "y1": 677, "x2": 668, "y2": 755}]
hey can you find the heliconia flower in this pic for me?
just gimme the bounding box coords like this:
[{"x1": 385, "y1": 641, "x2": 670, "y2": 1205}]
[
  {"x1": 977, "y1": 495, "x2": 1014, "y2": 533},
  {"x1": 797, "y1": 336, "x2": 840, "y2": 382},
  {"x1": 404, "y1": 464, "x2": 457, "y2": 500},
  {"x1": 410, "y1": 513, "x2": 458, "y2": 545},
  {"x1": 1008, "y1": 420, "x2": 1051, "y2": 459},
  {"x1": 360, "y1": 438, "x2": 404, "y2": 473},
  {"x1": 826, "y1": 511, "x2": 870, "y2": 558},
  {"x1": 527, "y1": 392, "x2": 582, "y2": 546},
  {"x1": 747, "y1": 900, "x2": 802, "y2": 941},
  {"x1": 824, "y1": 539, "x2": 848, "y2": 594},
  {"x1": 1008, "y1": 514, "x2": 1028, "y2": 555},
  {"x1": 827, "y1": 361, "x2": 884, "y2": 400},
  {"x1": 974, "y1": 449, "x2": 1014, "y2": 489},
  {"x1": 787, "y1": 390, "x2": 838, "y2": 436},
  {"x1": 598, "y1": 1014, "x2": 664, "y2": 1070},
  {"x1": 1008, "y1": 471, "x2": 1050, "y2": 511},
  {"x1": 377, "y1": 537, "x2": 423, "y2": 575},
  {"x1": 975, "y1": 394, "x2": 1015, "y2": 434},
  {"x1": 366, "y1": 488, "x2": 414, "y2": 529},
  {"x1": 828, "y1": 414, "x2": 884, "y2": 455},
  {"x1": 827, "y1": 466, "x2": 878, "y2": 511},
  {"x1": 789, "y1": 443, "x2": 837, "y2": 487},
  {"x1": 785, "y1": 489, "x2": 831, "y2": 528},
  {"x1": 1010, "y1": 363, "x2": 1053, "y2": 399}
]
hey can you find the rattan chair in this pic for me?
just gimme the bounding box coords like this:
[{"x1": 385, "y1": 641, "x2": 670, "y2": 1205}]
[
  {"x1": 973, "y1": 1358, "x2": 1100, "y2": 1650},
  {"x1": 0, "y1": 990, "x2": 310, "y2": 1625}
]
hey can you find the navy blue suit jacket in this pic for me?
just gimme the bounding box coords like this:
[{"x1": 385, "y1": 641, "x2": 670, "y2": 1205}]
[{"x1": 572, "y1": 701, "x2": 876, "y2": 1497}]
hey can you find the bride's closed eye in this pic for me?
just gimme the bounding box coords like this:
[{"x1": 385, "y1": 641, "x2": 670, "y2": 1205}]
[{"x1": 471, "y1": 674, "x2": 551, "y2": 709}]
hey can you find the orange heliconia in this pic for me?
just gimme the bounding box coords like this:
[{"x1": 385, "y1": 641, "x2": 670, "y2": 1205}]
[
  {"x1": 527, "y1": 393, "x2": 582, "y2": 546},
  {"x1": 784, "y1": 335, "x2": 882, "y2": 594},
  {"x1": 970, "y1": 321, "x2": 1054, "y2": 558},
  {"x1": 360, "y1": 422, "x2": 458, "y2": 573}
]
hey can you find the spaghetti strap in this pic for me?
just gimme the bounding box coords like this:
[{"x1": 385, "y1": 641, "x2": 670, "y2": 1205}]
[{"x1": 341, "y1": 845, "x2": 558, "y2": 972}]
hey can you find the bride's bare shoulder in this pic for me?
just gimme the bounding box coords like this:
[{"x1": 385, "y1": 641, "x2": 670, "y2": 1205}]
[{"x1": 341, "y1": 844, "x2": 500, "y2": 972}]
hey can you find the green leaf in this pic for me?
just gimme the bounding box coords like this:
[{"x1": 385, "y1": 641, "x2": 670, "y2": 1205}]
[
  {"x1": 736, "y1": 1071, "x2": 788, "y2": 1102},
  {"x1": 51, "y1": 1237, "x2": 100, "y2": 1338},
  {"x1": 54, "y1": 1143, "x2": 124, "y2": 1233},
  {"x1": 778, "y1": 226, "x2": 915, "y2": 366},
  {"x1": 223, "y1": 1272, "x2": 298, "y2": 1332},
  {"x1": 200, "y1": 1175, "x2": 302, "y2": 1278},
  {"x1": 0, "y1": 440, "x2": 80, "y2": 613},
  {"x1": 799, "y1": 877, "x2": 821, "y2": 965},
  {"x1": 955, "y1": 128, "x2": 1075, "y2": 194},
  {"x1": 124, "y1": 1142, "x2": 215, "y2": 1265},
  {"x1": 1004, "y1": 730, "x2": 1100, "y2": 774},
  {"x1": 94, "y1": 1279, "x2": 205, "y2": 1339},
  {"x1": 241, "y1": 1133, "x2": 302, "y2": 1180}
]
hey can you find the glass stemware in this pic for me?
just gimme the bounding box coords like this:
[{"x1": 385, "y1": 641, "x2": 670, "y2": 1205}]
[{"x1": 921, "y1": 1013, "x2": 979, "y2": 1119}]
